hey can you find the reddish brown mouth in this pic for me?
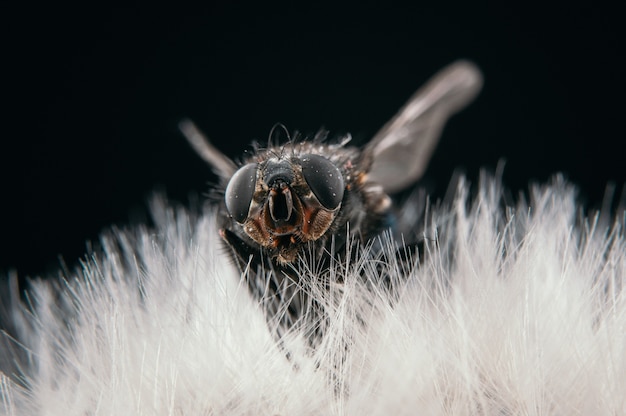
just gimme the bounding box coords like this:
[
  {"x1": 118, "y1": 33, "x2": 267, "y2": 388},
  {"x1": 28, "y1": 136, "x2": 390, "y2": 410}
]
[
  {"x1": 240, "y1": 184, "x2": 339, "y2": 263},
  {"x1": 264, "y1": 186, "x2": 301, "y2": 237},
  {"x1": 268, "y1": 186, "x2": 293, "y2": 223}
]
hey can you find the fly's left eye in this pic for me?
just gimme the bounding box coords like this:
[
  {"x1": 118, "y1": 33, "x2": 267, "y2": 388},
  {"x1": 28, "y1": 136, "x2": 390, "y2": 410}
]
[
  {"x1": 225, "y1": 163, "x2": 258, "y2": 223},
  {"x1": 301, "y1": 154, "x2": 344, "y2": 209}
]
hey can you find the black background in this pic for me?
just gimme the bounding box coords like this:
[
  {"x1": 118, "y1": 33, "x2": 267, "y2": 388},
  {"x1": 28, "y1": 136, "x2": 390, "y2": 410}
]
[{"x1": 1, "y1": 3, "x2": 624, "y2": 278}]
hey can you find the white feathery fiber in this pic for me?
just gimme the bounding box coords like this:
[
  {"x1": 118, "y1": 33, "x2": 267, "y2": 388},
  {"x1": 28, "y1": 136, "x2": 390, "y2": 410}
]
[{"x1": 1, "y1": 174, "x2": 625, "y2": 415}]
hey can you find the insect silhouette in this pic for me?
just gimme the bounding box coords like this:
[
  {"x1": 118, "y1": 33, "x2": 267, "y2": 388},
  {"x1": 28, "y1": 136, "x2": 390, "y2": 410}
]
[{"x1": 180, "y1": 61, "x2": 482, "y2": 343}]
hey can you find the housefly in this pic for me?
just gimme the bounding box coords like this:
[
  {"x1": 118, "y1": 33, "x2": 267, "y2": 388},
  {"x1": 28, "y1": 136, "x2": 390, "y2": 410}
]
[{"x1": 180, "y1": 61, "x2": 483, "y2": 341}]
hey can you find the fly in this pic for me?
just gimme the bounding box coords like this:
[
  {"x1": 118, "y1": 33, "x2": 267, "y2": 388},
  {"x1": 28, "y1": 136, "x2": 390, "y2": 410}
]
[{"x1": 179, "y1": 60, "x2": 483, "y2": 342}]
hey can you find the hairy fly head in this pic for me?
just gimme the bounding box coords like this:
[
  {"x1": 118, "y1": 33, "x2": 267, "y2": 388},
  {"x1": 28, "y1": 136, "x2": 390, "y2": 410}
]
[{"x1": 222, "y1": 151, "x2": 346, "y2": 263}]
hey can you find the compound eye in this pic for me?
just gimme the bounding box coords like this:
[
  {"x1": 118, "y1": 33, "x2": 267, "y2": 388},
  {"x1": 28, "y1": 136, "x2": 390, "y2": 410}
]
[
  {"x1": 300, "y1": 154, "x2": 344, "y2": 209},
  {"x1": 225, "y1": 163, "x2": 258, "y2": 223}
]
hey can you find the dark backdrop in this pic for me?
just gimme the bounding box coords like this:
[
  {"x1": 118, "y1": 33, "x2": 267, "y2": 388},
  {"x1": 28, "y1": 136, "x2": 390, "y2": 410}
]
[{"x1": 1, "y1": 3, "x2": 624, "y2": 278}]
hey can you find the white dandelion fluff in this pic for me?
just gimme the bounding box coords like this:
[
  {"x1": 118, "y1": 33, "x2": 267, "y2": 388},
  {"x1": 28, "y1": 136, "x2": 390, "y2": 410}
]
[{"x1": 1, "y1": 173, "x2": 625, "y2": 415}]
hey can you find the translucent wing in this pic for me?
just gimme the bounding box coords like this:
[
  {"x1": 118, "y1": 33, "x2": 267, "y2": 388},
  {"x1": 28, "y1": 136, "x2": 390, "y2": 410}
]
[
  {"x1": 179, "y1": 119, "x2": 237, "y2": 180},
  {"x1": 363, "y1": 60, "x2": 483, "y2": 194}
]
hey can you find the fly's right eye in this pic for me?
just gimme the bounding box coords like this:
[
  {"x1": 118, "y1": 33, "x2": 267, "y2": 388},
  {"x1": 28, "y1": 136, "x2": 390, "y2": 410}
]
[
  {"x1": 225, "y1": 163, "x2": 258, "y2": 223},
  {"x1": 301, "y1": 154, "x2": 344, "y2": 210}
]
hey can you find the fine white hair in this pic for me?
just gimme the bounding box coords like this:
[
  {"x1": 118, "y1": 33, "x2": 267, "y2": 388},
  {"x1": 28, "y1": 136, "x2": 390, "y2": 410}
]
[{"x1": 1, "y1": 174, "x2": 625, "y2": 415}]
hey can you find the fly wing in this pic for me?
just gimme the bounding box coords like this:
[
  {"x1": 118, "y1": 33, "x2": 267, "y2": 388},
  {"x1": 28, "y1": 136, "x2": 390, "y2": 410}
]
[
  {"x1": 363, "y1": 61, "x2": 483, "y2": 194},
  {"x1": 179, "y1": 119, "x2": 237, "y2": 180}
]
